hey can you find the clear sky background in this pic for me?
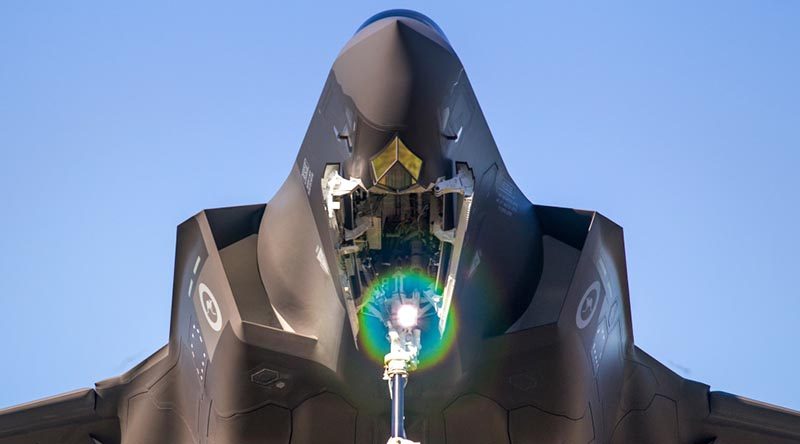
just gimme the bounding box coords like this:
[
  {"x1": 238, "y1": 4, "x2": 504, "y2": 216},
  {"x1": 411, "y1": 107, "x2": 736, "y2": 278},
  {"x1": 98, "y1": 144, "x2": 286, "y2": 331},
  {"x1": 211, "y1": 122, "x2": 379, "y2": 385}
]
[{"x1": 1, "y1": 2, "x2": 798, "y2": 411}]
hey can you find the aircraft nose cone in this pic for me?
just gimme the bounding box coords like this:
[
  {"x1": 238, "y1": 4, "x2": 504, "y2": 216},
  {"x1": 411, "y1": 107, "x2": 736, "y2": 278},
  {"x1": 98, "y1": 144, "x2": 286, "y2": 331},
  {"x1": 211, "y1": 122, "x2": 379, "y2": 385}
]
[
  {"x1": 355, "y1": 9, "x2": 452, "y2": 50},
  {"x1": 333, "y1": 11, "x2": 460, "y2": 128}
]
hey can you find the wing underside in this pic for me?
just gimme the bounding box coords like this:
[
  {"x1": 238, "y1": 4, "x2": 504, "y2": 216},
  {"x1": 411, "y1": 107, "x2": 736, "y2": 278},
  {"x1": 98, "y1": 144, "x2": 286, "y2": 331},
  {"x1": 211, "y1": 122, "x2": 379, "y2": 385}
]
[
  {"x1": 0, "y1": 388, "x2": 119, "y2": 444},
  {"x1": 621, "y1": 346, "x2": 800, "y2": 444},
  {"x1": 704, "y1": 390, "x2": 800, "y2": 443}
]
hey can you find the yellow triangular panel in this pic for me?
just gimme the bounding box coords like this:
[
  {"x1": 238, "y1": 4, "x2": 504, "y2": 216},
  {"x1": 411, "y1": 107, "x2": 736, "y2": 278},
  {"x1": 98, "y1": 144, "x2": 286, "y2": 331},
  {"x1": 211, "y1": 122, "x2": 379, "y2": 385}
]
[
  {"x1": 371, "y1": 138, "x2": 398, "y2": 181},
  {"x1": 396, "y1": 138, "x2": 423, "y2": 181}
]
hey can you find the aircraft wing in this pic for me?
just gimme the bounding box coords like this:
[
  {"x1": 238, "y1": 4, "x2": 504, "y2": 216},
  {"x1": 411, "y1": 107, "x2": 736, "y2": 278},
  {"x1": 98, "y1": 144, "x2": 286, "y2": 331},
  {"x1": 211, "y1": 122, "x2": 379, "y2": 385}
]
[
  {"x1": 703, "y1": 390, "x2": 800, "y2": 443},
  {"x1": 0, "y1": 388, "x2": 119, "y2": 444},
  {"x1": 623, "y1": 346, "x2": 800, "y2": 444}
]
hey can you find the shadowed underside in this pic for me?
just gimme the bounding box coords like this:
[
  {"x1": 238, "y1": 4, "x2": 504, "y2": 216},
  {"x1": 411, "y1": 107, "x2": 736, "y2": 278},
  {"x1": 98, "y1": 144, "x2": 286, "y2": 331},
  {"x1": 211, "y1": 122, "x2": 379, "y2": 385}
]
[{"x1": 1, "y1": 9, "x2": 799, "y2": 444}]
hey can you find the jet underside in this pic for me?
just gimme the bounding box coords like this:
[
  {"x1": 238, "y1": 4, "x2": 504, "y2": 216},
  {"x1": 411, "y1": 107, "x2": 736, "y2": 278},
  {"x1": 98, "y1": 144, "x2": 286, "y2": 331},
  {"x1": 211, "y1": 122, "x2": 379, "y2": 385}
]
[{"x1": 1, "y1": 10, "x2": 799, "y2": 444}]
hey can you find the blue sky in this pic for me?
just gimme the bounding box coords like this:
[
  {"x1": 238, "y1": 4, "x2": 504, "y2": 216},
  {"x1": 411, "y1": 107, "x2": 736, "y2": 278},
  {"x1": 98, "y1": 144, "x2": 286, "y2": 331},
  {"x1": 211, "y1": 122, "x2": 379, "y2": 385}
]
[{"x1": 1, "y1": 1, "x2": 798, "y2": 411}]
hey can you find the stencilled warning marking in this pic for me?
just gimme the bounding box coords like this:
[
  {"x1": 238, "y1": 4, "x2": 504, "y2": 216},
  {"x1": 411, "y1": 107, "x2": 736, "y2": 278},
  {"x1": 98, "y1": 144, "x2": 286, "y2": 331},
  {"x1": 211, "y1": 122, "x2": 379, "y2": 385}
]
[
  {"x1": 495, "y1": 176, "x2": 519, "y2": 216},
  {"x1": 301, "y1": 158, "x2": 314, "y2": 196}
]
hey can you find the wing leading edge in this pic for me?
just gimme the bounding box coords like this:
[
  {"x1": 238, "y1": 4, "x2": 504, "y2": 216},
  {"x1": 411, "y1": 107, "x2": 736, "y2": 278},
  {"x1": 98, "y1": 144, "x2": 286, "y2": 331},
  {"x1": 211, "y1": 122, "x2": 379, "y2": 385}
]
[
  {"x1": 705, "y1": 391, "x2": 800, "y2": 443},
  {"x1": 0, "y1": 388, "x2": 119, "y2": 444},
  {"x1": 615, "y1": 346, "x2": 800, "y2": 444}
]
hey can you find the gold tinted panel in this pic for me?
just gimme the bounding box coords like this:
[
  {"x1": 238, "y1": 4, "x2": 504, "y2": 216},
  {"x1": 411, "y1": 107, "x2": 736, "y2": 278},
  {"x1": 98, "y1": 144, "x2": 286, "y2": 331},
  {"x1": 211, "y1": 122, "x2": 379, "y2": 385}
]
[
  {"x1": 378, "y1": 162, "x2": 414, "y2": 190},
  {"x1": 371, "y1": 138, "x2": 398, "y2": 181},
  {"x1": 396, "y1": 138, "x2": 423, "y2": 180}
]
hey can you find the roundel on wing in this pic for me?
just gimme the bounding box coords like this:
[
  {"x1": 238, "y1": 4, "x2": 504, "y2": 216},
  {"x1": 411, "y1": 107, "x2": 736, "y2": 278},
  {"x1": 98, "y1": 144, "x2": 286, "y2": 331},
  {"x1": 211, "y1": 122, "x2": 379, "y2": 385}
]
[
  {"x1": 198, "y1": 283, "x2": 223, "y2": 331},
  {"x1": 576, "y1": 281, "x2": 601, "y2": 329}
]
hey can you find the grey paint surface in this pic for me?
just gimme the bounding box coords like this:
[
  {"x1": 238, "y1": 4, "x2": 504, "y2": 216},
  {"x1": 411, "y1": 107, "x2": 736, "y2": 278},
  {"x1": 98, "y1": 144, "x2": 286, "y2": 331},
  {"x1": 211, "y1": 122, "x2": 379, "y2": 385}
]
[{"x1": 1, "y1": 10, "x2": 798, "y2": 444}]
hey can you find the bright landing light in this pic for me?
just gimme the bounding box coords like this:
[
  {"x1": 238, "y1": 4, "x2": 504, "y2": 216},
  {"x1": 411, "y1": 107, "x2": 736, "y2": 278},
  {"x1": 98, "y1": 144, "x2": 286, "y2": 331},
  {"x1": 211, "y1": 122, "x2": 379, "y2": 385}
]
[{"x1": 396, "y1": 304, "x2": 419, "y2": 328}]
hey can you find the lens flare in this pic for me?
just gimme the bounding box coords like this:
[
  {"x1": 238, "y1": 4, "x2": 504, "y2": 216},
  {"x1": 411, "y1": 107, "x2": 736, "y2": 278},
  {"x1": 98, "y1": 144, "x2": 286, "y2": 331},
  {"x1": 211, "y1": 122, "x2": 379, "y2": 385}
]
[
  {"x1": 357, "y1": 268, "x2": 457, "y2": 370},
  {"x1": 396, "y1": 304, "x2": 419, "y2": 328}
]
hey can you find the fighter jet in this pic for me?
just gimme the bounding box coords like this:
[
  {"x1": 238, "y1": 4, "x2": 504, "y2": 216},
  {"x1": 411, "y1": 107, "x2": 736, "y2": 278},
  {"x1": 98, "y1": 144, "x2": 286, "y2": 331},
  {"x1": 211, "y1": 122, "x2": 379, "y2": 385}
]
[{"x1": 1, "y1": 9, "x2": 798, "y2": 444}]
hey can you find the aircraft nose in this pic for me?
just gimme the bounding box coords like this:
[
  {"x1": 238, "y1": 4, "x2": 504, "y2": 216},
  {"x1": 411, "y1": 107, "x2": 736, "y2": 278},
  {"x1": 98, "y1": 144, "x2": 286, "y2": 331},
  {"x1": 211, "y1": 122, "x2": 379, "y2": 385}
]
[
  {"x1": 354, "y1": 9, "x2": 452, "y2": 51},
  {"x1": 333, "y1": 10, "x2": 460, "y2": 128}
]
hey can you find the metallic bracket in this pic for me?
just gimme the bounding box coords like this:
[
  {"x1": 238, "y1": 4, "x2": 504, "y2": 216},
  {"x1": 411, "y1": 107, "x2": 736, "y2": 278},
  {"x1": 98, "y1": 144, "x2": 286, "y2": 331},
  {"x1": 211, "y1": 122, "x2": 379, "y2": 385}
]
[
  {"x1": 323, "y1": 170, "x2": 364, "y2": 218},
  {"x1": 345, "y1": 217, "x2": 372, "y2": 241},
  {"x1": 434, "y1": 167, "x2": 474, "y2": 197},
  {"x1": 432, "y1": 225, "x2": 455, "y2": 244}
]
